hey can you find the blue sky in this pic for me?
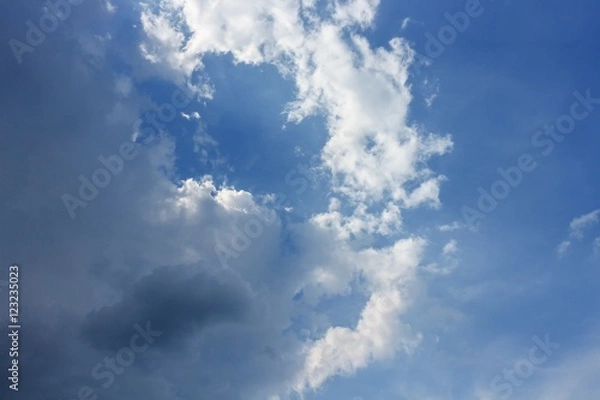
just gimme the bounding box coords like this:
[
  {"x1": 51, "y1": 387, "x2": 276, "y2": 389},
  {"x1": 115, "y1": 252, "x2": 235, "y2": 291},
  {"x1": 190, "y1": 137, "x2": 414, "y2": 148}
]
[{"x1": 1, "y1": 0, "x2": 600, "y2": 399}]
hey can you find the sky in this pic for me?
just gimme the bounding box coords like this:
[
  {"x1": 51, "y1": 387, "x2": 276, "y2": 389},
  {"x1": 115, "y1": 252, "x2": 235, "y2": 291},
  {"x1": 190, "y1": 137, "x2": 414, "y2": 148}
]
[{"x1": 1, "y1": 0, "x2": 600, "y2": 399}]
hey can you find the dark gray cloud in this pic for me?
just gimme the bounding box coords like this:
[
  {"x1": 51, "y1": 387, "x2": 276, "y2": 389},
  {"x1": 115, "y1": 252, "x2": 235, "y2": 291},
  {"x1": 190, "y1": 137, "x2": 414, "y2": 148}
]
[
  {"x1": 81, "y1": 264, "x2": 253, "y2": 350},
  {"x1": 0, "y1": 2, "x2": 302, "y2": 400}
]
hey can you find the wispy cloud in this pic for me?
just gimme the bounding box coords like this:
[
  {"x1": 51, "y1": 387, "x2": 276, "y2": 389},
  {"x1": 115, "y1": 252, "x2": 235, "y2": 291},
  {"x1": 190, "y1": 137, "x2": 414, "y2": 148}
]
[{"x1": 557, "y1": 209, "x2": 600, "y2": 256}]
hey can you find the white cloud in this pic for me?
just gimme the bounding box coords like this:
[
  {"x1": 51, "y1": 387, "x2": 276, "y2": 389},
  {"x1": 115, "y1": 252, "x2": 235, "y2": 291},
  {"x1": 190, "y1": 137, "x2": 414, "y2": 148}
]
[
  {"x1": 132, "y1": 0, "x2": 454, "y2": 394},
  {"x1": 569, "y1": 209, "x2": 600, "y2": 239},
  {"x1": 181, "y1": 111, "x2": 201, "y2": 120},
  {"x1": 114, "y1": 75, "x2": 133, "y2": 97},
  {"x1": 138, "y1": 0, "x2": 452, "y2": 209},
  {"x1": 105, "y1": 0, "x2": 117, "y2": 13},
  {"x1": 556, "y1": 208, "x2": 600, "y2": 256},
  {"x1": 557, "y1": 240, "x2": 571, "y2": 257},
  {"x1": 442, "y1": 240, "x2": 458, "y2": 256},
  {"x1": 292, "y1": 237, "x2": 426, "y2": 392},
  {"x1": 438, "y1": 221, "x2": 464, "y2": 232},
  {"x1": 401, "y1": 17, "x2": 412, "y2": 30},
  {"x1": 0, "y1": 47, "x2": 300, "y2": 399},
  {"x1": 311, "y1": 198, "x2": 402, "y2": 241}
]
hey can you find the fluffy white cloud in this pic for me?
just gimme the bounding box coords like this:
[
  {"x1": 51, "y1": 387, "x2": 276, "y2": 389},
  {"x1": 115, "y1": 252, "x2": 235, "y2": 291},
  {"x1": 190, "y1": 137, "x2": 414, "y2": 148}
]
[
  {"x1": 0, "y1": 1, "x2": 456, "y2": 398},
  {"x1": 135, "y1": 0, "x2": 453, "y2": 394},
  {"x1": 292, "y1": 237, "x2": 426, "y2": 392},
  {"x1": 138, "y1": 0, "x2": 452, "y2": 208}
]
